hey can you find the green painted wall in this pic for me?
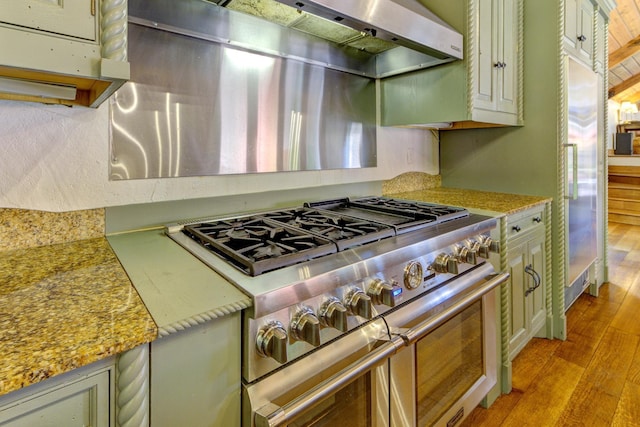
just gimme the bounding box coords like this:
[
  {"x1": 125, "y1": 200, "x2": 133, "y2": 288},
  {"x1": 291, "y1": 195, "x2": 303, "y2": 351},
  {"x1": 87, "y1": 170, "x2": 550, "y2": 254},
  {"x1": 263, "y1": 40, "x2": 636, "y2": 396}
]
[
  {"x1": 440, "y1": 0, "x2": 577, "y2": 333},
  {"x1": 440, "y1": 0, "x2": 561, "y2": 199}
]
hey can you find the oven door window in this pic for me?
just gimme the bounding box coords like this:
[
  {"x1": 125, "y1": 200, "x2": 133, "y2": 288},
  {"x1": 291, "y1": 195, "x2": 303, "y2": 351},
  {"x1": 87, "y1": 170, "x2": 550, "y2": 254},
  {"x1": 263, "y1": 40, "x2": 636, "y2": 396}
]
[
  {"x1": 415, "y1": 300, "x2": 483, "y2": 426},
  {"x1": 287, "y1": 373, "x2": 373, "y2": 427}
]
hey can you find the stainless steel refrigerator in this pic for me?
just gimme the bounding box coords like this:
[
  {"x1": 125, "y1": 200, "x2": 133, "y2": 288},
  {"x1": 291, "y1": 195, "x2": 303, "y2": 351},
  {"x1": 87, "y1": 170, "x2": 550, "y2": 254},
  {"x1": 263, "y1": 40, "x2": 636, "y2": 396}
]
[{"x1": 564, "y1": 57, "x2": 598, "y2": 309}]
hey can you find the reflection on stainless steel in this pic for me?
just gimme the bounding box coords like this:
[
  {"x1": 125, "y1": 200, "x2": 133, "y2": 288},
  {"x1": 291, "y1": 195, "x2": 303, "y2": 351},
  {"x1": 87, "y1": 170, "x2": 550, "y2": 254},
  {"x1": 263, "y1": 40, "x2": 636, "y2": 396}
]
[
  {"x1": 165, "y1": 197, "x2": 502, "y2": 426},
  {"x1": 244, "y1": 267, "x2": 506, "y2": 427},
  {"x1": 244, "y1": 317, "x2": 390, "y2": 427},
  {"x1": 128, "y1": 0, "x2": 460, "y2": 79},
  {"x1": 287, "y1": 0, "x2": 461, "y2": 57},
  {"x1": 109, "y1": 23, "x2": 376, "y2": 180},
  {"x1": 566, "y1": 58, "x2": 598, "y2": 290}
]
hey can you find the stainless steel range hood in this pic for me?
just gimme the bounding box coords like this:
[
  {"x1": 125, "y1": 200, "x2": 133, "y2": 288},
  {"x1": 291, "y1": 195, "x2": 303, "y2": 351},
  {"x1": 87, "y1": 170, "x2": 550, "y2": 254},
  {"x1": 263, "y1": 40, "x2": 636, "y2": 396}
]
[{"x1": 128, "y1": 0, "x2": 463, "y2": 78}]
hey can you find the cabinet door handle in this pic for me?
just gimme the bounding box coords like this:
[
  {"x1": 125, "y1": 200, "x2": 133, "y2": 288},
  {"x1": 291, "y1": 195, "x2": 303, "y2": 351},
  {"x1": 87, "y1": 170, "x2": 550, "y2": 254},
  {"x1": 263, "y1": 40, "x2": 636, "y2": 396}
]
[
  {"x1": 524, "y1": 264, "x2": 541, "y2": 296},
  {"x1": 577, "y1": 34, "x2": 587, "y2": 42},
  {"x1": 494, "y1": 62, "x2": 505, "y2": 68}
]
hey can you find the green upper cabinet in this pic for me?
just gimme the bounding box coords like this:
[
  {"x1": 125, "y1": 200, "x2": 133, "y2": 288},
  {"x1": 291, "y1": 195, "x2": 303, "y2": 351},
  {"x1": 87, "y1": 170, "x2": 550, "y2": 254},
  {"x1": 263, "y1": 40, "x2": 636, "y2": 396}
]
[
  {"x1": 563, "y1": 0, "x2": 595, "y2": 66},
  {"x1": 381, "y1": 0, "x2": 523, "y2": 129},
  {"x1": 474, "y1": 0, "x2": 519, "y2": 119},
  {"x1": 0, "y1": 0, "x2": 97, "y2": 41},
  {"x1": 0, "y1": 0, "x2": 129, "y2": 108}
]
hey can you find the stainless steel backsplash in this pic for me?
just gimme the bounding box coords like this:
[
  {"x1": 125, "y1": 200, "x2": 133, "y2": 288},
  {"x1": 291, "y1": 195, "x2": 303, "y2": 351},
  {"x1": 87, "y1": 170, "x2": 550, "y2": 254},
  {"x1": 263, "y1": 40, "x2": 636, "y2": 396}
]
[{"x1": 109, "y1": 23, "x2": 377, "y2": 180}]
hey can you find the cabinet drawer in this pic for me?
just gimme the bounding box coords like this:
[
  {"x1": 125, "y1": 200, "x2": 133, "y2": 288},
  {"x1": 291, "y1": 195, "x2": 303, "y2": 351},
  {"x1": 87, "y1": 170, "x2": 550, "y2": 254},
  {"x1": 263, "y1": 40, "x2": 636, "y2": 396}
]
[
  {"x1": 0, "y1": 0, "x2": 97, "y2": 41},
  {"x1": 507, "y1": 207, "x2": 545, "y2": 239},
  {"x1": 0, "y1": 368, "x2": 111, "y2": 427}
]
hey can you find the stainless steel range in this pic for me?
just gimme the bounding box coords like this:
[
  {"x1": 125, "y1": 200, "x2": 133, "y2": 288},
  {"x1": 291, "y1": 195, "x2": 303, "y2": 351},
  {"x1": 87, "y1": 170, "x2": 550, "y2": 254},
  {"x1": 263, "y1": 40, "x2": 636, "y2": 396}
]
[{"x1": 166, "y1": 196, "x2": 508, "y2": 427}]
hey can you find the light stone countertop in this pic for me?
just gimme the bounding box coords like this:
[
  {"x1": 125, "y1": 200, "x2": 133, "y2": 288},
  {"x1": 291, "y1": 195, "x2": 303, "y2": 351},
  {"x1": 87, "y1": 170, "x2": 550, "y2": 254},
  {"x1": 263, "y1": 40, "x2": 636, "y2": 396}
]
[
  {"x1": 385, "y1": 187, "x2": 551, "y2": 215},
  {"x1": 0, "y1": 237, "x2": 157, "y2": 396},
  {"x1": 107, "y1": 229, "x2": 252, "y2": 337}
]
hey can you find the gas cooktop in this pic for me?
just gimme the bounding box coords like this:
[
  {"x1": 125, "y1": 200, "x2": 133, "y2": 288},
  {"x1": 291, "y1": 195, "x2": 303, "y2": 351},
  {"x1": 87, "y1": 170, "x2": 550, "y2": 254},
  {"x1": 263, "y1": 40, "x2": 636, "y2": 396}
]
[{"x1": 176, "y1": 197, "x2": 469, "y2": 276}]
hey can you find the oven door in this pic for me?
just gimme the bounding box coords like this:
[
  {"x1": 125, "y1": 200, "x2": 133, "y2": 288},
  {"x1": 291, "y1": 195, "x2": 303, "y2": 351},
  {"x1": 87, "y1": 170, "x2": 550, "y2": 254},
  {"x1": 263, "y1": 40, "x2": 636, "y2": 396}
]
[
  {"x1": 243, "y1": 317, "x2": 400, "y2": 427},
  {"x1": 386, "y1": 265, "x2": 508, "y2": 427}
]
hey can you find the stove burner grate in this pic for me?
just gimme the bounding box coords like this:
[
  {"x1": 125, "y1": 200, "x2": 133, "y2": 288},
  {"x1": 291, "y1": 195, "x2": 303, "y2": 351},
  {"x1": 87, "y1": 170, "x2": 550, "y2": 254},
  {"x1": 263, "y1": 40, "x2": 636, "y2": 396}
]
[
  {"x1": 183, "y1": 218, "x2": 337, "y2": 276},
  {"x1": 260, "y1": 208, "x2": 395, "y2": 250},
  {"x1": 350, "y1": 196, "x2": 469, "y2": 223},
  {"x1": 177, "y1": 197, "x2": 470, "y2": 276}
]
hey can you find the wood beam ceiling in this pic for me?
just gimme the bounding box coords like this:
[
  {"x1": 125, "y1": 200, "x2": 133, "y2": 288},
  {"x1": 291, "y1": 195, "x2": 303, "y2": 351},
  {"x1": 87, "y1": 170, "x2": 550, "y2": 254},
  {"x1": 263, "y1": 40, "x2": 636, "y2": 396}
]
[
  {"x1": 609, "y1": 35, "x2": 640, "y2": 68},
  {"x1": 609, "y1": 73, "x2": 640, "y2": 100}
]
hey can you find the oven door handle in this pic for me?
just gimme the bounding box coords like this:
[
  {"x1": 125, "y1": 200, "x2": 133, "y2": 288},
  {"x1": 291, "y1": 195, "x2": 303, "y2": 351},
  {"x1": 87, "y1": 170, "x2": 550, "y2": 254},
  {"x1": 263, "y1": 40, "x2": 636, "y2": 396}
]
[
  {"x1": 254, "y1": 336, "x2": 404, "y2": 427},
  {"x1": 398, "y1": 272, "x2": 510, "y2": 346},
  {"x1": 253, "y1": 273, "x2": 509, "y2": 427}
]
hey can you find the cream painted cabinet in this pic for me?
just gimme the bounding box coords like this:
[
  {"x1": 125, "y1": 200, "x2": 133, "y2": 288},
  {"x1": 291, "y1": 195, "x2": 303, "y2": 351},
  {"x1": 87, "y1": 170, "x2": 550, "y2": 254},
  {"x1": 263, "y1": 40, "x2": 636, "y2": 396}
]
[
  {"x1": 381, "y1": 0, "x2": 522, "y2": 129},
  {"x1": 0, "y1": 359, "x2": 113, "y2": 427},
  {"x1": 506, "y1": 206, "x2": 547, "y2": 361},
  {"x1": 0, "y1": 0, "x2": 97, "y2": 41},
  {"x1": 474, "y1": 0, "x2": 518, "y2": 118},
  {"x1": 564, "y1": 0, "x2": 595, "y2": 65},
  {"x1": 0, "y1": 0, "x2": 129, "y2": 107}
]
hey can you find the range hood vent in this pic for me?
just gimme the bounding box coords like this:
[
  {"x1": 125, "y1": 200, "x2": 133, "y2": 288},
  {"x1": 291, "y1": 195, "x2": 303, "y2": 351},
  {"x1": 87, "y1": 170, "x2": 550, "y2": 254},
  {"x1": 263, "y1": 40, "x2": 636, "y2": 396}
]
[{"x1": 129, "y1": 0, "x2": 463, "y2": 78}]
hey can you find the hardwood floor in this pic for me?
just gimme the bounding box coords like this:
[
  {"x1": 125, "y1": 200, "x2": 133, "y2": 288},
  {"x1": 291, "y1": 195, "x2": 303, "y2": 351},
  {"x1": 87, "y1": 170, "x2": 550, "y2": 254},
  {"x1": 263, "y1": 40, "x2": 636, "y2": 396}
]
[{"x1": 461, "y1": 222, "x2": 640, "y2": 427}]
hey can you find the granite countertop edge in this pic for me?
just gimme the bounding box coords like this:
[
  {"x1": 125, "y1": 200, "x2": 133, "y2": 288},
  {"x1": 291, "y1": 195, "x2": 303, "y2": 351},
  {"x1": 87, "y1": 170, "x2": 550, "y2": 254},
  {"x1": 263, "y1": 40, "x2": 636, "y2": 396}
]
[
  {"x1": 384, "y1": 187, "x2": 551, "y2": 215},
  {"x1": 0, "y1": 228, "x2": 252, "y2": 398},
  {"x1": 0, "y1": 237, "x2": 158, "y2": 398}
]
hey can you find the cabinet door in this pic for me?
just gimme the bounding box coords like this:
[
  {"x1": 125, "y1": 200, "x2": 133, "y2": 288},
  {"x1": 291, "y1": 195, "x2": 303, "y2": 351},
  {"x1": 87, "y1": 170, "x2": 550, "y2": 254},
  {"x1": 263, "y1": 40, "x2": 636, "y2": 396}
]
[
  {"x1": 0, "y1": 371, "x2": 111, "y2": 427},
  {"x1": 577, "y1": 0, "x2": 594, "y2": 61},
  {"x1": 474, "y1": 0, "x2": 497, "y2": 111},
  {"x1": 564, "y1": 0, "x2": 580, "y2": 51},
  {"x1": 496, "y1": 0, "x2": 518, "y2": 115},
  {"x1": 528, "y1": 232, "x2": 547, "y2": 338},
  {"x1": 564, "y1": 0, "x2": 595, "y2": 64},
  {"x1": 0, "y1": 0, "x2": 96, "y2": 41},
  {"x1": 508, "y1": 239, "x2": 528, "y2": 360},
  {"x1": 474, "y1": 0, "x2": 519, "y2": 117}
]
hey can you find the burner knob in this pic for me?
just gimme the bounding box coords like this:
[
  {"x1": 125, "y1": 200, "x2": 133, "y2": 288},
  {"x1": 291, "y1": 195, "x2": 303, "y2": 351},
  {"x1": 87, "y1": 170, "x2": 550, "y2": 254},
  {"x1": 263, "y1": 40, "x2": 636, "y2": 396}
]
[
  {"x1": 454, "y1": 243, "x2": 477, "y2": 265},
  {"x1": 465, "y1": 239, "x2": 480, "y2": 264},
  {"x1": 256, "y1": 321, "x2": 288, "y2": 364},
  {"x1": 453, "y1": 244, "x2": 469, "y2": 263},
  {"x1": 345, "y1": 289, "x2": 373, "y2": 319},
  {"x1": 291, "y1": 307, "x2": 321, "y2": 347},
  {"x1": 319, "y1": 297, "x2": 348, "y2": 332},
  {"x1": 432, "y1": 253, "x2": 459, "y2": 274},
  {"x1": 477, "y1": 236, "x2": 500, "y2": 258},
  {"x1": 367, "y1": 279, "x2": 400, "y2": 307}
]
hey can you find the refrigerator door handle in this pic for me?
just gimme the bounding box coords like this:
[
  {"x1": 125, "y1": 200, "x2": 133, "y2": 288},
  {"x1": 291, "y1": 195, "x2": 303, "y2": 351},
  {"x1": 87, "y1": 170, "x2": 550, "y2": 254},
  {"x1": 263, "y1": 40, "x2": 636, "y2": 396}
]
[{"x1": 564, "y1": 143, "x2": 578, "y2": 200}]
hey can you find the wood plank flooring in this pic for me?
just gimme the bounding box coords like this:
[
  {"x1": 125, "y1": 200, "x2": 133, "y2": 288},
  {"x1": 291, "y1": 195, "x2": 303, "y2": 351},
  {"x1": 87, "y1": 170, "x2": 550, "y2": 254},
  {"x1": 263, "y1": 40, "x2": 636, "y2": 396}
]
[{"x1": 461, "y1": 222, "x2": 640, "y2": 427}]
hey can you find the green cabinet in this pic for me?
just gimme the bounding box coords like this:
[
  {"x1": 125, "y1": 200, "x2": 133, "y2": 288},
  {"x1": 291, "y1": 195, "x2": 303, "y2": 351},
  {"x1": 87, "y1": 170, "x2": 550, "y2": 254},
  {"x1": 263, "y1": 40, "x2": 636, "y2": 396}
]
[
  {"x1": 0, "y1": 0, "x2": 97, "y2": 41},
  {"x1": 0, "y1": 0, "x2": 129, "y2": 107},
  {"x1": 474, "y1": 0, "x2": 519, "y2": 119},
  {"x1": 563, "y1": 0, "x2": 595, "y2": 66},
  {"x1": 0, "y1": 359, "x2": 114, "y2": 427},
  {"x1": 381, "y1": 0, "x2": 523, "y2": 128},
  {"x1": 150, "y1": 314, "x2": 241, "y2": 427},
  {"x1": 506, "y1": 206, "x2": 547, "y2": 361}
]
